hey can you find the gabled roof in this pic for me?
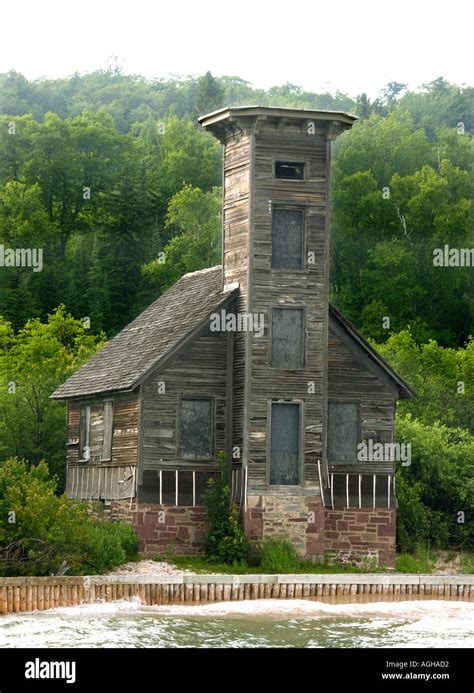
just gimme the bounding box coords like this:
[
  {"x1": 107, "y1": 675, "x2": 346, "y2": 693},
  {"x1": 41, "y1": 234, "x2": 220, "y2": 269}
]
[
  {"x1": 51, "y1": 266, "x2": 237, "y2": 400},
  {"x1": 51, "y1": 264, "x2": 413, "y2": 401},
  {"x1": 329, "y1": 304, "x2": 414, "y2": 400}
]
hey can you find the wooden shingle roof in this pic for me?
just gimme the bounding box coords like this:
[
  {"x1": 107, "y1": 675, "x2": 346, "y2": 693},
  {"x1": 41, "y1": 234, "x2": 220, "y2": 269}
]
[{"x1": 51, "y1": 266, "x2": 237, "y2": 400}]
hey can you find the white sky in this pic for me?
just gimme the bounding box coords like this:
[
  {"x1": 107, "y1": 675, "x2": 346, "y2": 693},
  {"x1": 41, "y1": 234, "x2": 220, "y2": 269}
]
[{"x1": 1, "y1": 0, "x2": 472, "y2": 99}]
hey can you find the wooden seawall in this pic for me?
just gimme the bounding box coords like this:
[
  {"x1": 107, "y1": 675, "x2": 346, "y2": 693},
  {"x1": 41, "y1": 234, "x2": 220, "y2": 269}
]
[{"x1": 0, "y1": 574, "x2": 473, "y2": 614}]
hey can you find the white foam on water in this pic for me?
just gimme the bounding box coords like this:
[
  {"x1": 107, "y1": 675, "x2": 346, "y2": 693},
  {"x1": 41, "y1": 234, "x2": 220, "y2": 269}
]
[
  {"x1": 140, "y1": 598, "x2": 474, "y2": 619},
  {"x1": 35, "y1": 596, "x2": 474, "y2": 620},
  {"x1": 1, "y1": 598, "x2": 473, "y2": 648},
  {"x1": 49, "y1": 597, "x2": 144, "y2": 617}
]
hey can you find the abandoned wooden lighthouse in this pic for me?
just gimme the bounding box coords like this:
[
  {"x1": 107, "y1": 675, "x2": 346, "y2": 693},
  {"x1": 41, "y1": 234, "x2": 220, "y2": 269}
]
[{"x1": 51, "y1": 106, "x2": 413, "y2": 567}]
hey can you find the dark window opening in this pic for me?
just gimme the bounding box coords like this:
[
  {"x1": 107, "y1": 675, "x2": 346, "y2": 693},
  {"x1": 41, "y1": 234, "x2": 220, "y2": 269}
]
[
  {"x1": 138, "y1": 469, "x2": 214, "y2": 505},
  {"x1": 275, "y1": 161, "x2": 305, "y2": 180},
  {"x1": 269, "y1": 402, "x2": 300, "y2": 485},
  {"x1": 139, "y1": 470, "x2": 160, "y2": 504},
  {"x1": 271, "y1": 307, "x2": 305, "y2": 369},
  {"x1": 179, "y1": 397, "x2": 213, "y2": 460},
  {"x1": 271, "y1": 208, "x2": 304, "y2": 270},
  {"x1": 328, "y1": 402, "x2": 359, "y2": 464},
  {"x1": 161, "y1": 470, "x2": 177, "y2": 503}
]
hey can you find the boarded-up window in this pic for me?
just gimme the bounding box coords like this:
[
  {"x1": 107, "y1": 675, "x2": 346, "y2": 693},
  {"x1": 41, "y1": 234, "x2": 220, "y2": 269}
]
[
  {"x1": 79, "y1": 401, "x2": 113, "y2": 462},
  {"x1": 271, "y1": 209, "x2": 304, "y2": 270},
  {"x1": 269, "y1": 402, "x2": 300, "y2": 485},
  {"x1": 271, "y1": 308, "x2": 304, "y2": 368},
  {"x1": 79, "y1": 404, "x2": 91, "y2": 461},
  {"x1": 328, "y1": 402, "x2": 359, "y2": 464},
  {"x1": 179, "y1": 397, "x2": 213, "y2": 460},
  {"x1": 275, "y1": 161, "x2": 305, "y2": 180},
  {"x1": 102, "y1": 400, "x2": 114, "y2": 461}
]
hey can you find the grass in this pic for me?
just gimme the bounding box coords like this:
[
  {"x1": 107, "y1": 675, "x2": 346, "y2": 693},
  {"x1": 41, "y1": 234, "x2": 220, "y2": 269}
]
[
  {"x1": 156, "y1": 553, "x2": 383, "y2": 575},
  {"x1": 460, "y1": 552, "x2": 474, "y2": 574},
  {"x1": 395, "y1": 551, "x2": 434, "y2": 573},
  {"x1": 155, "y1": 548, "x2": 474, "y2": 576},
  {"x1": 152, "y1": 538, "x2": 473, "y2": 576},
  {"x1": 395, "y1": 547, "x2": 474, "y2": 574}
]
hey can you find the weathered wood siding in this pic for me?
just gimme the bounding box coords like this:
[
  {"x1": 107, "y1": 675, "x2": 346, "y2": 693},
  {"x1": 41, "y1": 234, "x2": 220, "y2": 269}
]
[
  {"x1": 246, "y1": 122, "x2": 331, "y2": 490},
  {"x1": 140, "y1": 328, "x2": 228, "y2": 475},
  {"x1": 66, "y1": 393, "x2": 139, "y2": 467},
  {"x1": 222, "y1": 132, "x2": 251, "y2": 460},
  {"x1": 328, "y1": 325, "x2": 397, "y2": 474}
]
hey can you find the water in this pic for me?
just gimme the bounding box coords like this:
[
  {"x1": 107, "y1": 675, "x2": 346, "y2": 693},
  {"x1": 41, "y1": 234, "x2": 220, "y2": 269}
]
[{"x1": 1, "y1": 599, "x2": 473, "y2": 648}]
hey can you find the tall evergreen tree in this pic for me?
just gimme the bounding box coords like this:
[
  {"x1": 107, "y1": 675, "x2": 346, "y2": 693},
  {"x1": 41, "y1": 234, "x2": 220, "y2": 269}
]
[{"x1": 194, "y1": 72, "x2": 225, "y2": 117}]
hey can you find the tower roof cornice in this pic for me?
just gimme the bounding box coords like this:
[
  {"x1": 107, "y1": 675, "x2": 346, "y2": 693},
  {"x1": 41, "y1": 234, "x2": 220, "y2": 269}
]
[{"x1": 199, "y1": 105, "x2": 357, "y2": 142}]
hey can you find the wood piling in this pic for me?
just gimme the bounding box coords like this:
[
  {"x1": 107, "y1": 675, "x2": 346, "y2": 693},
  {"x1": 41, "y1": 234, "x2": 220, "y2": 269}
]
[{"x1": 0, "y1": 574, "x2": 472, "y2": 614}]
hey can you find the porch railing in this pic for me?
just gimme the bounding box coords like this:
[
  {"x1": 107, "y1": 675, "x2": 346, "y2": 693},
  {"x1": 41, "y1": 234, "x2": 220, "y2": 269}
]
[
  {"x1": 317, "y1": 461, "x2": 396, "y2": 510},
  {"x1": 67, "y1": 463, "x2": 248, "y2": 509},
  {"x1": 138, "y1": 465, "x2": 246, "y2": 508}
]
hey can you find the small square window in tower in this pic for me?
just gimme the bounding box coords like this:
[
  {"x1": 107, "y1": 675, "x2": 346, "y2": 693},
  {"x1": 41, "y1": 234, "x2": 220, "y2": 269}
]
[
  {"x1": 179, "y1": 397, "x2": 213, "y2": 460},
  {"x1": 271, "y1": 307, "x2": 305, "y2": 369},
  {"x1": 275, "y1": 161, "x2": 305, "y2": 180},
  {"x1": 269, "y1": 402, "x2": 301, "y2": 485},
  {"x1": 271, "y1": 208, "x2": 304, "y2": 270}
]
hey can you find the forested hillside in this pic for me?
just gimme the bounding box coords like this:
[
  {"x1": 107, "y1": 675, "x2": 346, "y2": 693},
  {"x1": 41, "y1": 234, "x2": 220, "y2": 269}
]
[
  {"x1": 0, "y1": 69, "x2": 472, "y2": 554},
  {"x1": 0, "y1": 70, "x2": 472, "y2": 341}
]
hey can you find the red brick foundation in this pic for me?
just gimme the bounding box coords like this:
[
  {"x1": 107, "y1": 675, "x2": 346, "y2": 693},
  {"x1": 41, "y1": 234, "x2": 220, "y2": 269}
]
[{"x1": 110, "y1": 501, "x2": 209, "y2": 557}]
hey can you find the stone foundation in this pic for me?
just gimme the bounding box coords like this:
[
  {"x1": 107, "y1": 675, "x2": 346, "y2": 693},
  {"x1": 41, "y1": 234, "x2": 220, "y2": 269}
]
[
  {"x1": 242, "y1": 495, "x2": 396, "y2": 567},
  {"x1": 110, "y1": 500, "x2": 209, "y2": 556},
  {"x1": 242, "y1": 495, "x2": 325, "y2": 559},
  {"x1": 324, "y1": 508, "x2": 396, "y2": 567},
  {"x1": 112, "y1": 497, "x2": 396, "y2": 567}
]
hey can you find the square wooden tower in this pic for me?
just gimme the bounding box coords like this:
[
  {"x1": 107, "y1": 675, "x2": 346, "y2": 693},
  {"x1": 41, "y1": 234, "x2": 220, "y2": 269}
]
[{"x1": 200, "y1": 106, "x2": 356, "y2": 552}]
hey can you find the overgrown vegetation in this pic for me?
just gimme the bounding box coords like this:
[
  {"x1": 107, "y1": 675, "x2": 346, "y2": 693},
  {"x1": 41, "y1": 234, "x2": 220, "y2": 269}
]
[
  {"x1": 202, "y1": 453, "x2": 249, "y2": 565},
  {"x1": 395, "y1": 548, "x2": 435, "y2": 574},
  {"x1": 165, "y1": 550, "x2": 383, "y2": 575},
  {"x1": 0, "y1": 308, "x2": 103, "y2": 487},
  {"x1": 395, "y1": 417, "x2": 473, "y2": 553},
  {"x1": 374, "y1": 333, "x2": 473, "y2": 554},
  {"x1": 0, "y1": 458, "x2": 138, "y2": 576},
  {"x1": 258, "y1": 539, "x2": 299, "y2": 573},
  {"x1": 395, "y1": 548, "x2": 474, "y2": 574},
  {"x1": 81, "y1": 521, "x2": 139, "y2": 576}
]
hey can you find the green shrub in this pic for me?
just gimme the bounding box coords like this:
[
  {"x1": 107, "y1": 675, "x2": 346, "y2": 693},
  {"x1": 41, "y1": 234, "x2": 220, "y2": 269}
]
[
  {"x1": 395, "y1": 416, "x2": 474, "y2": 552},
  {"x1": 0, "y1": 457, "x2": 139, "y2": 576},
  {"x1": 81, "y1": 521, "x2": 138, "y2": 575},
  {"x1": 259, "y1": 538, "x2": 299, "y2": 573},
  {"x1": 106, "y1": 521, "x2": 139, "y2": 560},
  {"x1": 0, "y1": 458, "x2": 89, "y2": 576},
  {"x1": 202, "y1": 453, "x2": 249, "y2": 564}
]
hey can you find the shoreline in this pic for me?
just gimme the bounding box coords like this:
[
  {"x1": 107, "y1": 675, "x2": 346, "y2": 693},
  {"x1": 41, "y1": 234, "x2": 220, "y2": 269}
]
[{"x1": 0, "y1": 573, "x2": 473, "y2": 615}]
